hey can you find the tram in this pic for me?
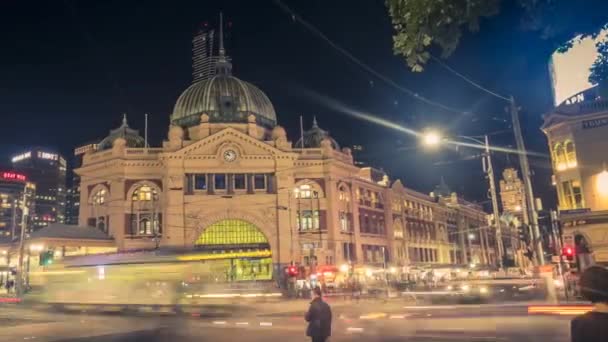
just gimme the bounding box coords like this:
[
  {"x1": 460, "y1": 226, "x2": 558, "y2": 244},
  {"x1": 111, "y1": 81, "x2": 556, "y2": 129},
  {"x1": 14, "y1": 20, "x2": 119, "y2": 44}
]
[{"x1": 28, "y1": 249, "x2": 279, "y2": 306}]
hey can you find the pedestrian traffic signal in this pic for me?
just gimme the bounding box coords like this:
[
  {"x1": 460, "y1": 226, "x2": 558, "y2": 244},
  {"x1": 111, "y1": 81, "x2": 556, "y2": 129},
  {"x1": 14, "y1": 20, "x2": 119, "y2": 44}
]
[
  {"x1": 562, "y1": 246, "x2": 575, "y2": 261},
  {"x1": 286, "y1": 265, "x2": 298, "y2": 277},
  {"x1": 39, "y1": 250, "x2": 54, "y2": 266}
]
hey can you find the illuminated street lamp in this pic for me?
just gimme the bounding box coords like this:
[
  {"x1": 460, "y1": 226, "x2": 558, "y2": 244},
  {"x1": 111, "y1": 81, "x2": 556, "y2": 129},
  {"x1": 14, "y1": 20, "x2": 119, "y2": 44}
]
[
  {"x1": 422, "y1": 131, "x2": 442, "y2": 147},
  {"x1": 468, "y1": 233, "x2": 476, "y2": 240},
  {"x1": 421, "y1": 130, "x2": 506, "y2": 269},
  {"x1": 339, "y1": 263, "x2": 349, "y2": 273}
]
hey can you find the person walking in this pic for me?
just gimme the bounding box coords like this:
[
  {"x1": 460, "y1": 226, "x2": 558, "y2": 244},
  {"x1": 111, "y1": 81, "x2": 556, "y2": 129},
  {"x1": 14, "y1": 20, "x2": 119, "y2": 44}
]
[
  {"x1": 305, "y1": 286, "x2": 332, "y2": 342},
  {"x1": 571, "y1": 266, "x2": 608, "y2": 342}
]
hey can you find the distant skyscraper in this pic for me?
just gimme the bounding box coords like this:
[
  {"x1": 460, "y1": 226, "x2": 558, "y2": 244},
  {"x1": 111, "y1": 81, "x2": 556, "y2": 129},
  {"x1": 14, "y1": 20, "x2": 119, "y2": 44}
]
[
  {"x1": 352, "y1": 144, "x2": 366, "y2": 166},
  {"x1": 192, "y1": 24, "x2": 216, "y2": 83},
  {"x1": 66, "y1": 143, "x2": 97, "y2": 225},
  {"x1": 11, "y1": 148, "x2": 67, "y2": 229},
  {"x1": 499, "y1": 168, "x2": 526, "y2": 221},
  {"x1": 192, "y1": 20, "x2": 232, "y2": 83}
]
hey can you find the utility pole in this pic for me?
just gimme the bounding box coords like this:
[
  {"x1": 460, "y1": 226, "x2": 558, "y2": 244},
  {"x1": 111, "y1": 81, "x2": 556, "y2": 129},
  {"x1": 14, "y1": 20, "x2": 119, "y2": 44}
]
[
  {"x1": 483, "y1": 135, "x2": 505, "y2": 269},
  {"x1": 16, "y1": 186, "x2": 29, "y2": 297},
  {"x1": 509, "y1": 96, "x2": 544, "y2": 265}
]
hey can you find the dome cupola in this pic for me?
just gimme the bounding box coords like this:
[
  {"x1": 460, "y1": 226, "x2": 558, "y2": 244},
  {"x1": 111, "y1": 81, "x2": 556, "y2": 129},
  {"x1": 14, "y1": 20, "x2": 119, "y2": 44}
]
[
  {"x1": 97, "y1": 114, "x2": 145, "y2": 151},
  {"x1": 295, "y1": 117, "x2": 340, "y2": 150},
  {"x1": 170, "y1": 13, "x2": 276, "y2": 129}
]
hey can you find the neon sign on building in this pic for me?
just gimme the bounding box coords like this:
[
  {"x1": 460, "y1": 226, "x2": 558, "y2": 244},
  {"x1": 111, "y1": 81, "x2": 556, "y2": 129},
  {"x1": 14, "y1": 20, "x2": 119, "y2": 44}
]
[
  {"x1": 1, "y1": 172, "x2": 27, "y2": 182},
  {"x1": 37, "y1": 151, "x2": 58, "y2": 161},
  {"x1": 11, "y1": 152, "x2": 31, "y2": 163}
]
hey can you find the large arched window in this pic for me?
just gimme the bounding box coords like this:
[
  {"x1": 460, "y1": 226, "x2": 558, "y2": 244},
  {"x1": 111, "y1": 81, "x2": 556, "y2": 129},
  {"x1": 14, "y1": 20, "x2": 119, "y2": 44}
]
[
  {"x1": 92, "y1": 188, "x2": 107, "y2": 205},
  {"x1": 564, "y1": 140, "x2": 577, "y2": 168},
  {"x1": 338, "y1": 185, "x2": 350, "y2": 202},
  {"x1": 132, "y1": 185, "x2": 158, "y2": 201},
  {"x1": 294, "y1": 184, "x2": 319, "y2": 199},
  {"x1": 127, "y1": 182, "x2": 162, "y2": 237},
  {"x1": 553, "y1": 142, "x2": 566, "y2": 170},
  {"x1": 195, "y1": 219, "x2": 269, "y2": 246}
]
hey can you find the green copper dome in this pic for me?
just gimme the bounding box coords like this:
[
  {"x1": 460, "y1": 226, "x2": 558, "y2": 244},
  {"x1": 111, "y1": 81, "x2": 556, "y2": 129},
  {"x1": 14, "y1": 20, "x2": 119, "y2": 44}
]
[{"x1": 171, "y1": 74, "x2": 277, "y2": 128}]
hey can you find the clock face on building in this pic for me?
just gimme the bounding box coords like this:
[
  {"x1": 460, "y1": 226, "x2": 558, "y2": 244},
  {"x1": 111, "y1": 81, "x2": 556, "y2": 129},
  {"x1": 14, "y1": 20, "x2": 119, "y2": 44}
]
[{"x1": 223, "y1": 149, "x2": 237, "y2": 162}]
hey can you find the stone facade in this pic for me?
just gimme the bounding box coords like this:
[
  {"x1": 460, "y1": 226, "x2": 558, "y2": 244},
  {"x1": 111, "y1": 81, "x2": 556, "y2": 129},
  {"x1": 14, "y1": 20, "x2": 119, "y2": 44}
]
[
  {"x1": 542, "y1": 87, "x2": 608, "y2": 266},
  {"x1": 75, "y1": 49, "x2": 494, "y2": 275}
]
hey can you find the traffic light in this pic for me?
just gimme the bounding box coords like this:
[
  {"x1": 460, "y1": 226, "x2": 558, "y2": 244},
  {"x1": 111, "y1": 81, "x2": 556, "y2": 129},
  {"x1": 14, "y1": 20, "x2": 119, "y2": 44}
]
[
  {"x1": 286, "y1": 265, "x2": 298, "y2": 277},
  {"x1": 39, "y1": 251, "x2": 54, "y2": 266},
  {"x1": 562, "y1": 246, "x2": 575, "y2": 261}
]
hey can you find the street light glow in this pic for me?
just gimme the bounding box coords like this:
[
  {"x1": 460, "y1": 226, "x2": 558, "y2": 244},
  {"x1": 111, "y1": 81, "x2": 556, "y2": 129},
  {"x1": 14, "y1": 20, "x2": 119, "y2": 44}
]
[
  {"x1": 597, "y1": 169, "x2": 608, "y2": 197},
  {"x1": 423, "y1": 131, "x2": 442, "y2": 146}
]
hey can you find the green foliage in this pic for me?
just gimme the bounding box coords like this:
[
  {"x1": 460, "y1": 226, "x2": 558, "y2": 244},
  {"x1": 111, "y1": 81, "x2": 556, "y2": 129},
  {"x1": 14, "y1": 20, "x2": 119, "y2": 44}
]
[
  {"x1": 387, "y1": 0, "x2": 608, "y2": 83},
  {"x1": 386, "y1": 0, "x2": 499, "y2": 72},
  {"x1": 590, "y1": 39, "x2": 608, "y2": 85}
]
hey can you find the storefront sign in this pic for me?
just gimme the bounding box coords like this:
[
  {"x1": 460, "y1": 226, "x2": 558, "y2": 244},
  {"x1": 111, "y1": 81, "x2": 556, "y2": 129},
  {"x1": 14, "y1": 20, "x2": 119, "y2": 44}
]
[{"x1": 582, "y1": 118, "x2": 608, "y2": 130}]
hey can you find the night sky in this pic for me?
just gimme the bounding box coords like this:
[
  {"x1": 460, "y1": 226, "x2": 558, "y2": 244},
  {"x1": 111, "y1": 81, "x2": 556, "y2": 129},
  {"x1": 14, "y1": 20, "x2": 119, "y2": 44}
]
[{"x1": 2, "y1": 0, "x2": 607, "y2": 209}]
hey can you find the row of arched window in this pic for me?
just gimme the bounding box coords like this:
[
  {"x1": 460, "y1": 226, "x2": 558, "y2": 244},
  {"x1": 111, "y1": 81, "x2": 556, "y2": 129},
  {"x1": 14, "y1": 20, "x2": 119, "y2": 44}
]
[
  {"x1": 552, "y1": 140, "x2": 577, "y2": 171},
  {"x1": 89, "y1": 183, "x2": 160, "y2": 205}
]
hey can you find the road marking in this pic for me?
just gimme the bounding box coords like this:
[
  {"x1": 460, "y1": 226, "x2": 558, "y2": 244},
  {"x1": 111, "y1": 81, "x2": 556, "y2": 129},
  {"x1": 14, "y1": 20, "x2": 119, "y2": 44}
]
[
  {"x1": 359, "y1": 312, "x2": 387, "y2": 319},
  {"x1": 260, "y1": 322, "x2": 273, "y2": 326},
  {"x1": 212, "y1": 321, "x2": 227, "y2": 325},
  {"x1": 402, "y1": 303, "x2": 530, "y2": 310},
  {"x1": 389, "y1": 314, "x2": 408, "y2": 319},
  {"x1": 346, "y1": 327, "x2": 364, "y2": 333},
  {"x1": 236, "y1": 322, "x2": 249, "y2": 326}
]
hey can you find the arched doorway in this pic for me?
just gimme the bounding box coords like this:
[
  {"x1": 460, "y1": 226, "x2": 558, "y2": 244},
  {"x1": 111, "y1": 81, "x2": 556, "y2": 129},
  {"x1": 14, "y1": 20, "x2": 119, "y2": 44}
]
[{"x1": 195, "y1": 219, "x2": 273, "y2": 282}]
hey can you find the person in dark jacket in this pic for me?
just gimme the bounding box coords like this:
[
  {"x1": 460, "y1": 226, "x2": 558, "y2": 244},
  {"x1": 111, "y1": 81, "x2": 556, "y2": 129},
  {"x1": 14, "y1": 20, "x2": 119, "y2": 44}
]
[
  {"x1": 571, "y1": 266, "x2": 608, "y2": 342},
  {"x1": 305, "y1": 286, "x2": 332, "y2": 342}
]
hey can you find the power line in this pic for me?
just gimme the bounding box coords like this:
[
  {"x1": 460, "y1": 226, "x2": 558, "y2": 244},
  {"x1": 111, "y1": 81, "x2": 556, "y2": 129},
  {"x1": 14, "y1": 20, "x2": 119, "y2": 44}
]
[
  {"x1": 429, "y1": 55, "x2": 511, "y2": 102},
  {"x1": 272, "y1": 0, "x2": 474, "y2": 116}
]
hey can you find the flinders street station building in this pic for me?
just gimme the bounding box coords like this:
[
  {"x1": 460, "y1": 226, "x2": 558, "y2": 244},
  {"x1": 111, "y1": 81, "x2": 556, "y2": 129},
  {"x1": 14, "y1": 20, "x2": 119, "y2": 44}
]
[{"x1": 1, "y1": 34, "x2": 497, "y2": 287}]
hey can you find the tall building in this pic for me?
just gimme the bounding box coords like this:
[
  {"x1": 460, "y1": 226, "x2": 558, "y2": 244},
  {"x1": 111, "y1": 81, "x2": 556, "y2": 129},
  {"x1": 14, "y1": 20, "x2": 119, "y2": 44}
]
[
  {"x1": 11, "y1": 149, "x2": 67, "y2": 229},
  {"x1": 65, "y1": 143, "x2": 97, "y2": 225},
  {"x1": 542, "y1": 85, "x2": 608, "y2": 267},
  {"x1": 351, "y1": 145, "x2": 366, "y2": 166},
  {"x1": 192, "y1": 20, "x2": 232, "y2": 83},
  {"x1": 0, "y1": 170, "x2": 35, "y2": 241},
  {"x1": 499, "y1": 168, "x2": 526, "y2": 221},
  {"x1": 192, "y1": 24, "x2": 216, "y2": 83}
]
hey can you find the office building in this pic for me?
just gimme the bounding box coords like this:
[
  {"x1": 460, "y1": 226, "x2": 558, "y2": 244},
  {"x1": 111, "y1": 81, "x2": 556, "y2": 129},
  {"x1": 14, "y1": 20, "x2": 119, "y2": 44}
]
[
  {"x1": 65, "y1": 143, "x2": 97, "y2": 225},
  {"x1": 542, "y1": 85, "x2": 608, "y2": 266},
  {"x1": 0, "y1": 170, "x2": 35, "y2": 240},
  {"x1": 11, "y1": 149, "x2": 67, "y2": 229}
]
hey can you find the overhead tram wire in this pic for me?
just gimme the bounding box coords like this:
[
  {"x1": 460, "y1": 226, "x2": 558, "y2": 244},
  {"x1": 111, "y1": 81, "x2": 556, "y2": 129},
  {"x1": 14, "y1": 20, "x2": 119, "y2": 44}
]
[
  {"x1": 272, "y1": 0, "x2": 473, "y2": 116},
  {"x1": 429, "y1": 55, "x2": 511, "y2": 102}
]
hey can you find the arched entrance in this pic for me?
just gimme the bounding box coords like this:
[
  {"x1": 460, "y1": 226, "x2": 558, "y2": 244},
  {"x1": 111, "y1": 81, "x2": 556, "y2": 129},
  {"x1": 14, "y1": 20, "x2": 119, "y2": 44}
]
[{"x1": 195, "y1": 219, "x2": 273, "y2": 281}]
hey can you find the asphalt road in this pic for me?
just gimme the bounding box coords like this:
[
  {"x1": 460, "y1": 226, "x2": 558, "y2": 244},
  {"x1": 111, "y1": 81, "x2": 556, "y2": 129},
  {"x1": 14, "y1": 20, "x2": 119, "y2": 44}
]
[{"x1": 0, "y1": 304, "x2": 574, "y2": 342}]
